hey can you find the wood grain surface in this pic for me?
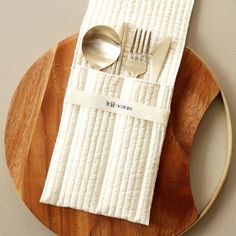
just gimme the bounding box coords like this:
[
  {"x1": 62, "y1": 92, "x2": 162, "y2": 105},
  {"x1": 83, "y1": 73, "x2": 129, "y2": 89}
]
[{"x1": 4, "y1": 34, "x2": 220, "y2": 236}]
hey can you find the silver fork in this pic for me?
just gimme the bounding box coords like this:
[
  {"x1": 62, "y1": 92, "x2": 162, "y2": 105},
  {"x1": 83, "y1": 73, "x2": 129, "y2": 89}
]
[{"x1": 126, "y1": 29, "x2": 151, "y2": 78}]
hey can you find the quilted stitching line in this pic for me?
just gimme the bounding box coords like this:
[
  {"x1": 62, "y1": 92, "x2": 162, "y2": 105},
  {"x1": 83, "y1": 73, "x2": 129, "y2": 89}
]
[
  {"x1": 68, "y1": 74, "x2": 108, "y2": 207},
  {"x1": 80, "y1": 76, "x2": 122, "y2": 210},
  {"x1": 60, "y1": 73, "x2": 104, "y2": 206},
  {"x1": 116, "y1": 82, "x2": 146, "y2": 215},
  {"x1": 126, "y1": 84, "x2": 156, "y2": 219},
  {"x1": 98, "y1": 79, "x2": 139, "y2": 214},
  {"x1": 87, "y1": 76, "x2": 124, "y2": 211}
]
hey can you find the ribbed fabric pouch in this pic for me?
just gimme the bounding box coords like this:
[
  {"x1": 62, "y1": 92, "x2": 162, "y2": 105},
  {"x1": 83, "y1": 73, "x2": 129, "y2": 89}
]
[{"x1": 40, "y1": 0, "x2": 195, "y2": 225}]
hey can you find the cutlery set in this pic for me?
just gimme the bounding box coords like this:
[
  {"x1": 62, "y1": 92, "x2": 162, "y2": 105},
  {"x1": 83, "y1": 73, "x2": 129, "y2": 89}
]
[{"x1": 82, "y1": 23, "x2": 172, "y2": 82}]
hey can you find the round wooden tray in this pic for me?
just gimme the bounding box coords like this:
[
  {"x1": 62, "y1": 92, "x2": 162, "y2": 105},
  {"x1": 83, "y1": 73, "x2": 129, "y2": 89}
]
[{"x1": 4, "y1": 34, "x2": 232, "y2": 236}]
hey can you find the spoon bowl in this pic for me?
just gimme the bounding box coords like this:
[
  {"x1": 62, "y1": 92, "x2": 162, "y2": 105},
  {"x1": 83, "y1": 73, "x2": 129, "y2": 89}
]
[{"x1": 82, "y1": 25, "x2": 121, "y2": 70}]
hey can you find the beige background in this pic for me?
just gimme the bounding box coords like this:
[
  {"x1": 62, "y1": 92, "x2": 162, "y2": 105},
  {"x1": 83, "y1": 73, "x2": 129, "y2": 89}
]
[{"x1": 0, "y1": 0, "x2": 235, "y2": 235}]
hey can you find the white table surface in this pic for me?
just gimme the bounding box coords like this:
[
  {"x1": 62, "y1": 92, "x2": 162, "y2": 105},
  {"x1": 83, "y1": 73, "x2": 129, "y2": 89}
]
[{"x1": 0, "y1": 0, "x2": 236, "y2": 235}]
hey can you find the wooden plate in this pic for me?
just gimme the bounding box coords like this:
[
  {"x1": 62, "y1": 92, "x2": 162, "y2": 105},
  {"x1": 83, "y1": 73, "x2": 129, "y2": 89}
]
[{"x1": 4, "y1": 34, "x2": 232, "y2": 236}]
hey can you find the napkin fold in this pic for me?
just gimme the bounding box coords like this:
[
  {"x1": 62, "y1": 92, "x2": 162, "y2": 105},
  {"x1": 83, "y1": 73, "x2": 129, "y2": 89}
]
[{"x1": 40, "y1": 0, "x2": 195, "y2": 225}]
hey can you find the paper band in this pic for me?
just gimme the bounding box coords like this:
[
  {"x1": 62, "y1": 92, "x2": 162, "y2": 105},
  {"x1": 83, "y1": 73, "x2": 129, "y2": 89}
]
[{"x1": 67, "y1": 89, "x2": 170, "y2": 125}]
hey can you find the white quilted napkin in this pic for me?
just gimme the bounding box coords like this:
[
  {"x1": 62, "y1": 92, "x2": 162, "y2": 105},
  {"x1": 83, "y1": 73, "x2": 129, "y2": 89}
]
[{"x1": 40, "y1": 0, "x2": 195, "y2": 225}]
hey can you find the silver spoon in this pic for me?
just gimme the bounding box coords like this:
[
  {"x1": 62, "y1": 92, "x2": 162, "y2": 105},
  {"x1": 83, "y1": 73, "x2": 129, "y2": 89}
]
[{"x1": 82, "y1": 25, "x2": 121, "y2": 70}]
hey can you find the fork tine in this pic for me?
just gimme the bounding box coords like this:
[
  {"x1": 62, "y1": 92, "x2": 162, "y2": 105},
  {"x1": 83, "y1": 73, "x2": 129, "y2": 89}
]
[
  {"x1": 141, "y1": 30, "x2": 147, "y2": 54},
  {"x1": 130, "y1": 29, "x2": 138, "y2": 53},
  {"x1": 136, "y1": 29, "x2": 143, "y2": 53},
  {"x1": 145, "y1": 31, "x2": 152, "y2": 56}
]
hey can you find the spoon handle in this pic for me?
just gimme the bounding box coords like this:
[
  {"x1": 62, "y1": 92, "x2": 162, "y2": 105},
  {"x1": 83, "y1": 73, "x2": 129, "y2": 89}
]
[{"x1": 111, "y1": 22, "x2": 128, "y2": 75}]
